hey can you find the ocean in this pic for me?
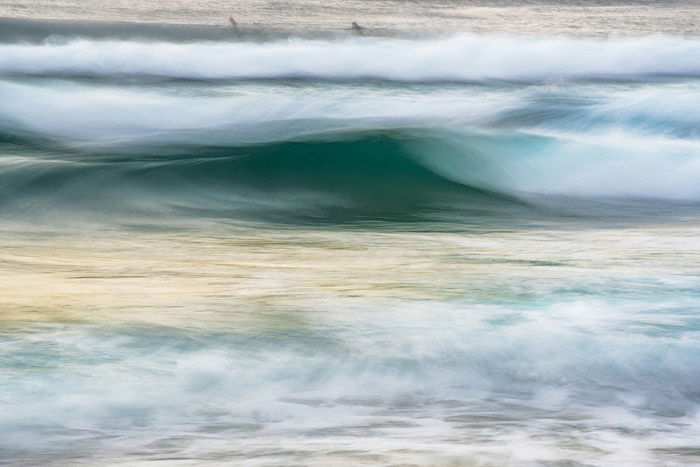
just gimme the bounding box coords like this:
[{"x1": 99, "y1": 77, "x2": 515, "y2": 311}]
[{"x1": 1, "y1": 1, "x2": 700, "y2": 465}]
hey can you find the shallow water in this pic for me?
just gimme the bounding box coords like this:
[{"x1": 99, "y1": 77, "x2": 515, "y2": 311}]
[
  {"x1": 3, "y1": 219, "x2": 700, "y2": 465},
  {"x1": 1, "y1": 1, "x2": 700, "y2": 465}
]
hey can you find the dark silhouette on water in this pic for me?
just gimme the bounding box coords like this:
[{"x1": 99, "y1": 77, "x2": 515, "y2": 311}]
[
  {"x1": 228, "y1": 15, "x2": 241, "y2": 37},
  {"x1": 350, "y1": 21, "x2": 365, "y2": 35}
]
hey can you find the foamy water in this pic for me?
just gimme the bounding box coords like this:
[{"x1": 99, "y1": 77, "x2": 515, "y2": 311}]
[{"x1": 3, "y1": 222, "x2": 700, "y2": 466}]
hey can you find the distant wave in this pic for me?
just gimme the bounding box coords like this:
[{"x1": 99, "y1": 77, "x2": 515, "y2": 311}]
[
  {"x1": 0, "y1": 17, "x2": 308, "y2": 44},
  {"x1": 1, "y1": 34, "x2": 700, "y2": 82}
]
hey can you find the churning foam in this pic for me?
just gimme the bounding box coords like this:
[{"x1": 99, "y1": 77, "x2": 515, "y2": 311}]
[{"x1": 1, "y1": 34, "x2": 700, "y2": 81}]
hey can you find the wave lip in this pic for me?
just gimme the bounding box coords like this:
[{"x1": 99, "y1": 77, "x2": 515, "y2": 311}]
[{"x1": 2, "y1": 34, "x2": 700, "y2": 82}]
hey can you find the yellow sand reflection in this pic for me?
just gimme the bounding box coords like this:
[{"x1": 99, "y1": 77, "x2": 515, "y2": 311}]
[{"x1": 1, "y1": 221, "x2": 698, "y2": 329}]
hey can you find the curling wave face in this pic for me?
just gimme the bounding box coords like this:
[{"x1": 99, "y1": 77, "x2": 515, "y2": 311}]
[{"x1": 0, "y1": 73, "x2": 700, "y2": 222}]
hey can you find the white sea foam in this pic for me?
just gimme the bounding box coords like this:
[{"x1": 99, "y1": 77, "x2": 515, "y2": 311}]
[
  {"x1": 1, "y1": 34, "x2": 700, "y2": 81},
  {"x1": 0, "y1": 81, "x2": 518, "y2": 142},
  {"x1": 417, "y1": 128, "x2": 700, "y2": 200},
  {"x1": 2, "y1": 297, "x2": 699, "y2": 464}
]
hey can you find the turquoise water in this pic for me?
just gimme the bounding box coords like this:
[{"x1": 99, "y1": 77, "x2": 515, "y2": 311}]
[{"x1": 1, "y1": 2, "x2": 700, "y2": 465}]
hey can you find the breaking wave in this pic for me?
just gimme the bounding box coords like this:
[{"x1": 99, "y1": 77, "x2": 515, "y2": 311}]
[{"x1": 2, "y1": 33, "x2": 700, "y2": 82}]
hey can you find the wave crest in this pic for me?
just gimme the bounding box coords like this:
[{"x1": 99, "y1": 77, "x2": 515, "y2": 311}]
[{"x1": 2, "y1": 34, "x2": 700, "y2": 82}]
